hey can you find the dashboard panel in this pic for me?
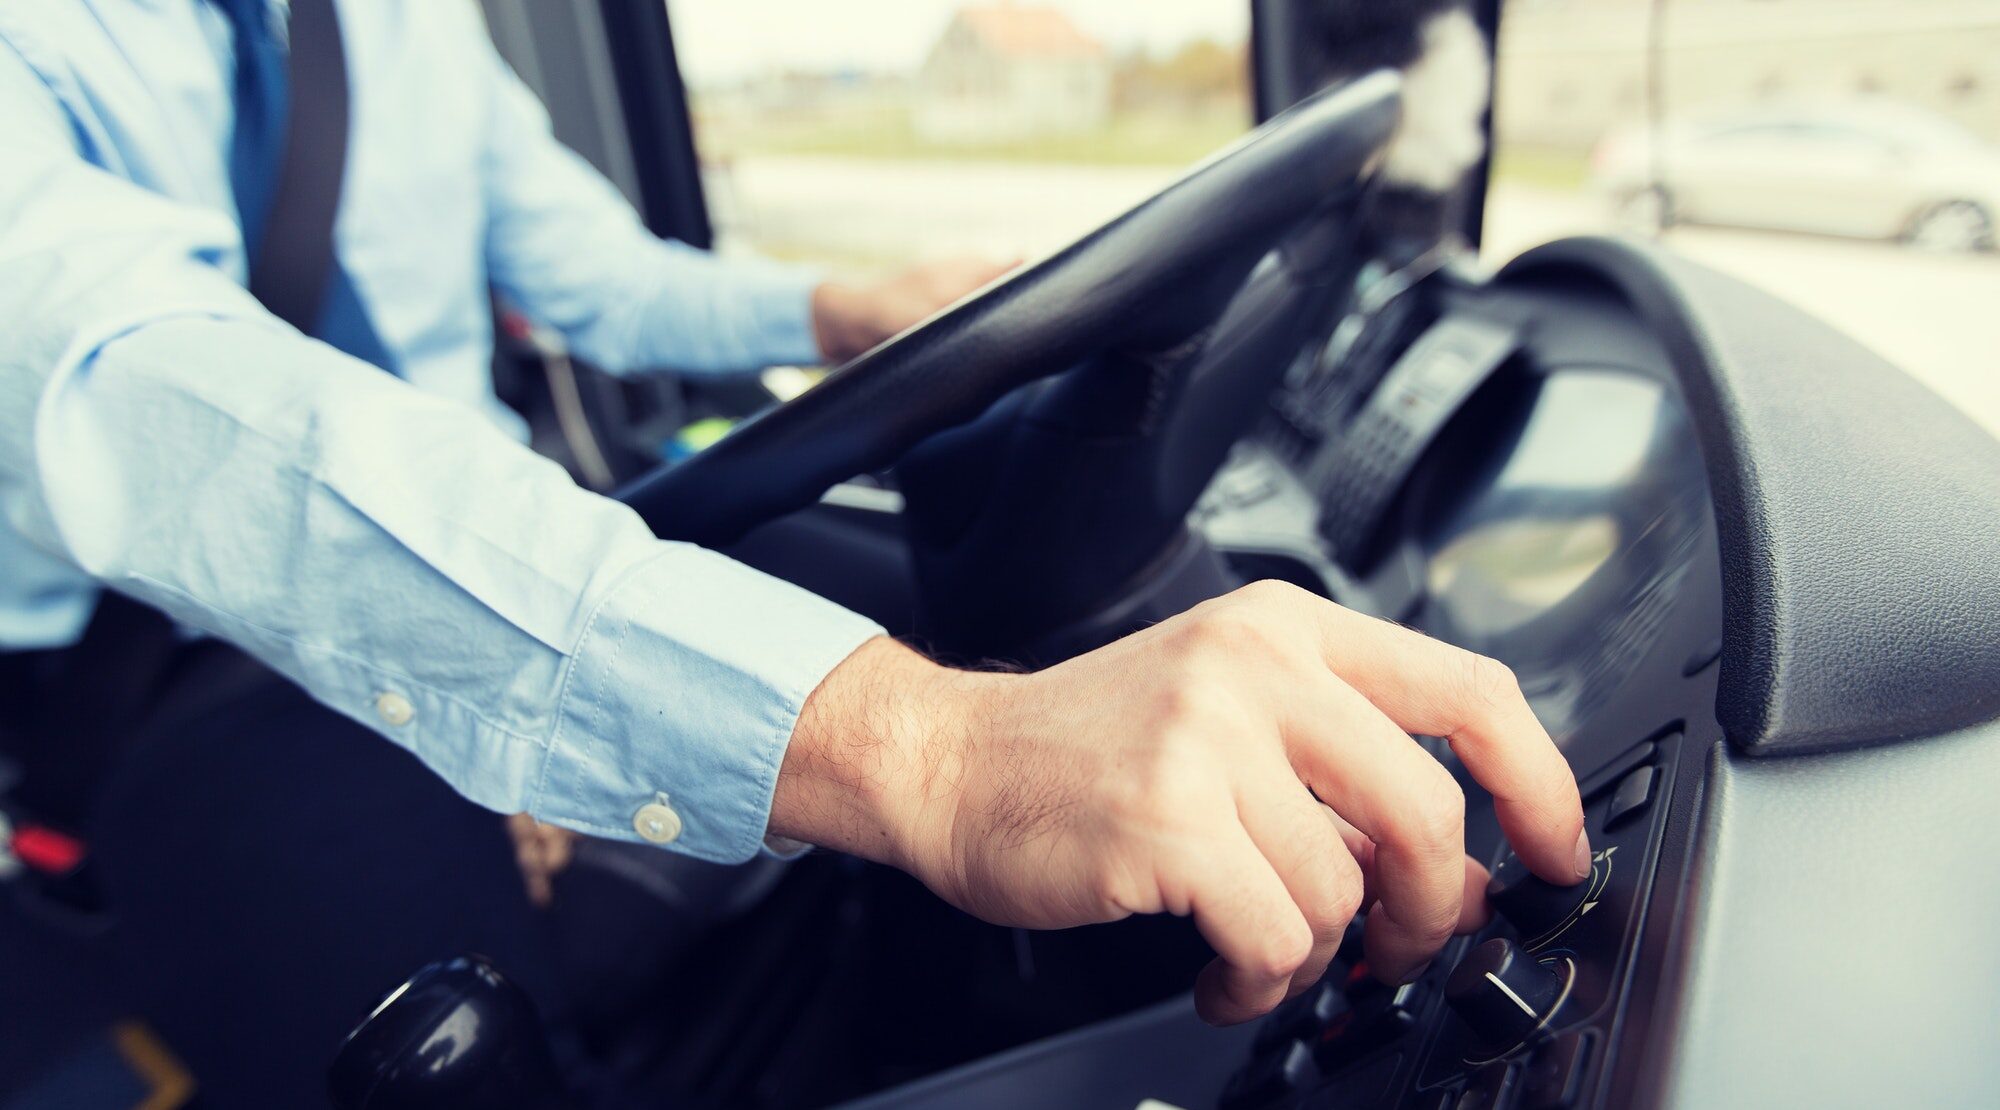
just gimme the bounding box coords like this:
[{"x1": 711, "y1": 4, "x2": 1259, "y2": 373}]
[
  {"x1": 843, "y1": 231, "x2": 2000, "y2": 1110},
  {"x1": 1193, "y1": 279, "x2": 1727, "y2": 1110},
  {"x1": 845, "y1": 270, "x2": 1731, "y2": 1110}
]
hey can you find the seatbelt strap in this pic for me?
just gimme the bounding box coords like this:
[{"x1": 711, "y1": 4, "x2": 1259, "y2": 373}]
[
  {"x1": 245, "y1": 0, "x2": 351, "y2": 335},
  {"x1": 228, "y1": 0, "x2": 397, "y2": 371}
]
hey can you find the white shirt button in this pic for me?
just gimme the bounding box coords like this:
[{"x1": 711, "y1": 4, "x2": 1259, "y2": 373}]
[
  {"x1": 633, "y1": 798, "x2": 683, "y2": 845},
  {"x1": 374, "y1": 691, "x2": 415, "y2": 727}
]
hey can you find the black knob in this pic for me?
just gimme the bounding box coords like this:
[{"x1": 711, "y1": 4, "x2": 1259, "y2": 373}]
[
  {"x1": 329, "y1": 955, "x2": 574, "y2": 1110},
  {"x1": 1486, "y1": 853, "x2": 1595, "y2": 947},
  {"x1": 1445, "y1": 938, "x2": 1565, "y2": 1049}
]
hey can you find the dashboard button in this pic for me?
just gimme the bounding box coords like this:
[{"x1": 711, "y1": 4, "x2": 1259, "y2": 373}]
[
  {"x1": 1591, "y1": 740, "x2": 1656, "y2": 791},
  {"x1": 1521, "y1": 1032, "x2": 1592, "y2": 1109},
  {"x1": 1256, "y1": 980, "x2": 1349, "y2": 1054},
  {"x1": 1604, "y1": 765, "x2": 1656, "y2": 830},
  {"x1": 1486, "y1": 854, "x2": 1595, "y2": 947},
  {"x1": 1445, "y1": 939, "x2": 1565, "y2": 1049},
  {"x1": 1452, "y1": 1064, "x2": 1520, "y2": 1110},
  {"x1": 1338, "y1": 918, "x2": 1366, "y2": 964},
  {"x1": 1220, "y1": 1039, "x2": 1316, "y2": 1110},
  {"x1": 1314, "y1": 985, "x2": 1419, "y2": 1072}
]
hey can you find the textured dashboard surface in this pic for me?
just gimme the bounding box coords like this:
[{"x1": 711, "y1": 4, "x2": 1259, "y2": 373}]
[
  {"x1": 1657, "y1": 718, "x2": 2000, "y2": 1108},
  {"x1": 1501, "y1": 237, "x2": 2000, "y2": 754}
]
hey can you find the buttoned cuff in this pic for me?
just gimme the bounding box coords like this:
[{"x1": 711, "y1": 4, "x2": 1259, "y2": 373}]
[{"x1": 529, "y1": 543, "x2": 882, "y2": 863}]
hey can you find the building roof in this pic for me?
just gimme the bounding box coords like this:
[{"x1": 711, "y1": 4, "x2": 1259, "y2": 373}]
[{"x1": 954, "y1": 4, "x2": 1106, "y2": 59}]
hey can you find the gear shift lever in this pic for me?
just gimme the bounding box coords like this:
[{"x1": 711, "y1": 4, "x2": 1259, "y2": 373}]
[{"x1": 328, "y1": 955, "x2": 575, "y2": 1110}]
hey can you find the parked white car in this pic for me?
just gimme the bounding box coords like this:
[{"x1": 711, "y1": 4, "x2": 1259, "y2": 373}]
[{"x1": 1591, "y1": 100, "x2": 2000, "y2": 252}]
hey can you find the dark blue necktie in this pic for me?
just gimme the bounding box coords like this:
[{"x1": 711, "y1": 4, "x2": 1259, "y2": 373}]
[{"x1": 217, "y1": 0, "x2": 396, "y2": 373}]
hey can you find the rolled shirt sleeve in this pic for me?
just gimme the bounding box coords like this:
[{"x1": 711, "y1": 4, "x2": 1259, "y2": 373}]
[{"x1": 0, "y1": 41, "x2": 880, "y2": 863}]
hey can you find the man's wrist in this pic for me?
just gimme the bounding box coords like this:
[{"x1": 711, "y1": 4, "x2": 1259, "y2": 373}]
[
  {"x1": 809, "y1": 281, "x2": 877, "y2": 365},
  {"x1": 771, "y1": 636, "x2": 995, "y2": 875}
]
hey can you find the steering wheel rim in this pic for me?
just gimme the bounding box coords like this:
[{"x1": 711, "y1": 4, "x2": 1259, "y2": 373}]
[{"x1": 621, "y1": 70, "x2": 1404, "y2": 548}]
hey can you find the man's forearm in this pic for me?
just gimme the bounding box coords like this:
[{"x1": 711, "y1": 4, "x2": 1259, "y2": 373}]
[{"x1": 26, "y1": 311, "x2": 882, "y2": 860}]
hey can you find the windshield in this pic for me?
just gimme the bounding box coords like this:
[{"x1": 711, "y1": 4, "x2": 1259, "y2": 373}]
[
  {"x1": 665, "y1": 1, "x2": 1251, "y2": 271},
  {"x1": 1483, "y1": 0, "x2": 2000, "y2": 435}
]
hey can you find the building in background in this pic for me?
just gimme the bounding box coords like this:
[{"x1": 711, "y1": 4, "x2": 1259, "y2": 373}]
[
  {"x1": 1496, "y1": 0, "x2": 2000, "y2": 151},
  {"x1": 915, "y1": 4, "x2": 1112, "y2": 143}
]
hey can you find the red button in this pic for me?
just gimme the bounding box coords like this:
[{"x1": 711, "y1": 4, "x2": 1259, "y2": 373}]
[{"x1": 11, "y1": 825, "x2": 86, "y2": 874}]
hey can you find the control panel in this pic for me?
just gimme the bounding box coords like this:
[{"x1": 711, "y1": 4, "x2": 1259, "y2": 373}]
[
  {"x1": 838, "y1": 276, "x2": 1735, "y2": 1110},
  {"x1": 1217, "y1": 733, "x2": 1679, "y2": 1110}
]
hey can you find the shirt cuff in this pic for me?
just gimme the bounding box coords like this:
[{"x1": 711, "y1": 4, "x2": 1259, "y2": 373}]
[{"x1": 528, "y1": 542, "x2": 883, "y2": 863}]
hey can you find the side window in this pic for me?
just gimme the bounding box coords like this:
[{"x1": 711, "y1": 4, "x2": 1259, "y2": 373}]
[{"x1": 662, "y1": 1, "x2": 1251, "y2": 272}]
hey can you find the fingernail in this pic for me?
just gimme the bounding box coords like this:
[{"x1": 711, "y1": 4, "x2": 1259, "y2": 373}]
[
  {"x1": 1573, "y1": 829, "x2": 1594, "y2": 881},
  {"x1": 1399, "y1": 960, "x2": 1431, "y2": 986}
]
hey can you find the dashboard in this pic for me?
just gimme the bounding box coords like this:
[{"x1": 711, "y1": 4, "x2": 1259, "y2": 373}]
[
  {"x1": 842, "y1": 228, "x2": 2000, "y2": 1110},
  {"x1": 1195, "y1": 276, "x2": 1728, "y2": 1110},
  {"x1": 844, "y1": 266, "x2": 1731, "y2": 1110}
]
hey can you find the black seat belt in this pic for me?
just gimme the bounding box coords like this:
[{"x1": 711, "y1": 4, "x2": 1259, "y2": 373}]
[{"x1": 247, "y1": 0, "x2": 350, "y2": 333}]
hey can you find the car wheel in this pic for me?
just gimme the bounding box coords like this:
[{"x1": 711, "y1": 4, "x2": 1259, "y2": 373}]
[
  {"x1": 1618, "y1": 185, "x2": 1675, "y2": 235},
  {"x1": 1905, "y1": 199, "x2": 1995, "y2": 253}
]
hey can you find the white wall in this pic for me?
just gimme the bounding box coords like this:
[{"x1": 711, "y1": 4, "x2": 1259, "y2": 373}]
[{"x1": 1497, "y1": 0, "x2": 2000, "y2": 149}]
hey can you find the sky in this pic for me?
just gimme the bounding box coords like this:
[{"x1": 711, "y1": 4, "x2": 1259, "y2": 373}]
[{"x1": 665, "y1": 0, "x2": 1251, "y2": 86}]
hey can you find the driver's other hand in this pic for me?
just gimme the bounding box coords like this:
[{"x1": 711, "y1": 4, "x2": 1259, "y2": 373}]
[
  {"x1": 505, "y1": 813, "x2": 577, "y2": 908},
  {"x1": 776, "y1": 581, "x2": 1588, "y2": 1027},
  {"x1": 810, "y1": 256, "x2": 1019, "y2": 364}
]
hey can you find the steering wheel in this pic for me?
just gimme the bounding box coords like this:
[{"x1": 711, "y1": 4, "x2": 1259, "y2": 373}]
[{"x1": 622, "y1": 71, "x2": 1403, "y2": 553}]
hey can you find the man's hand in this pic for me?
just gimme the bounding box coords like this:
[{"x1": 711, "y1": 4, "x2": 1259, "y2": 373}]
[
  {"x1": 773, "y1": 581, "x2": 1589, "y2": 1025},
  {"x1": 810, "y1": 257, "x2": 1018, "y2": 364}
]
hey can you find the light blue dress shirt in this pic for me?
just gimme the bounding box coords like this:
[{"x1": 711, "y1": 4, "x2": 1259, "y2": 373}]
[{"x1": 0, "y1": 0, "x2": 885, "y2": 862}]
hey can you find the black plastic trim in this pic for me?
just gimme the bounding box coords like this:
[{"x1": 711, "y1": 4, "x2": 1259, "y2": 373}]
[
  {"x1": 1457, "y1": 0, "x2": 1503, "y2": 249},
  {"x1": 594, "y1": 0, "x2": 713, "y2": 248},
  {"x1": 1500, "y1": 236, "x2": 2000, "y2": 755},
  {"x1": 1249, "y1": 0, "x2": 1309, "y2": 122}
]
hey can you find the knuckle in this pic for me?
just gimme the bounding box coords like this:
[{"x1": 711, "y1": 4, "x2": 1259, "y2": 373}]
[
  {"x1": 1457, "y1": 652, "x2": 1521, "y2": 715},
  {"x1": 1407, "y1": 902, "x2": 1461, "y2": 947},
  {"x1": 1309, "y1": 878, "x2": 1365, "y2": 943},
  {"x1": 1138, "y1": 687, "x2": 1236, "y2": 765},
  {"x1": 1401, "y1": 769, "x2": 1468, "y2": 848},
  {"x1": 1328, "y1": 868, "x2": 1367, "y2": 926},
  {"x1": 1235, "y1": 578, "x2": 1307, "y2": 608},
  {"x1": 1532, "y1": 757, "x2": 1585, "y2": 813},
  {"x1": 1183, "y1": 607, "x2": 1277, "y2": 661},
  {"x1": 1109, "y1": 732, "x2": 1217, "y2": 830},
  {"x1": 1147, "y1": 678, "x2": 1220, "y2": 727},
  {"x1": 1088, "y1": 854, "x2": 1153, "y2": 916},
  {"x1": 1251, "y1": 922, "x2": 1314, "y2": 981}
]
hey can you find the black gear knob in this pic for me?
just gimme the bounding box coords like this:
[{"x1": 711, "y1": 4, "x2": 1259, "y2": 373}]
[
  {"x1": 1444, "y1": 937, "x2": 1566, "y2": 1049},
  {"x1": 329, "y1": 955, "x2": 574, "y2": 1110},
  {"x1": 1485, "y1": 852, "x2": 1597, "y2": 947}
]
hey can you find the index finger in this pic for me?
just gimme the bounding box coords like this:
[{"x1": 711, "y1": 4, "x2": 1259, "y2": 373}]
[{"x1": 1313, "y1": 609, "x2": 1589, "y2": 886}]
